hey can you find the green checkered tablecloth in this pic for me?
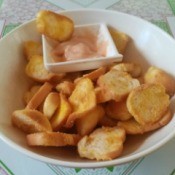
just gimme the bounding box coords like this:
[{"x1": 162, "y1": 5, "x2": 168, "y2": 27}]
[{"x1": 0, "y1": 0, "x2": 175, "y2": 175}]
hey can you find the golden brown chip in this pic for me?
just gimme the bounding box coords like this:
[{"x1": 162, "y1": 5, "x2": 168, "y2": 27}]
[
  {"x1": 83, "y1": 67, "x2": 107, "y2": 81},
  {"x1": 108, "y1": 27, "x2": 129, "y2": 54},
  {"x1": 97, "y1": 70, "x2": 140, "y2": 102},
  {"x1": 25, "y1": 55, "x2": 55, "y2": 82},
  {"x1": 36, "y1": 10, "x2": 74, "y2": 41},
  {"x1": 23, "y1": 85, "x2": 41, "y2": 105},
  {"x1": 111, "y1": 63, "x2": 142, "y2": 78},
  {"x1": 23, "y1": 40, "x2": 42, "y2": 60},
  {"x1": 65, "y1": 78, "x2": 96, "y2": 128},
  {"x1": 50, "y1": 93, "x2": 72, "y2": 131},
  {"x1": 118, "y1": 109, "x2": 172, "y2": 134},
  {"x1": 55, "y1": 81, "x2": 75, "y2": 96},
  {"x1": 26, "y1": 82, "x2": 53, "y2": 110},
  {"x1": 144, "y1": 66, "x2": 175, "y2": 97},
  {"x1": 127, "y1": 83, "x2": 170, "y2": 125},
  {"x1": 12, "y1": 109, "x2": 52, "y2": 134},
  {"x1": 43, "y1": 92, "x2": 60, "y2": 119},
  {"x1": 78, "y1": 126, "x2": 126, "y2": 160},
  {"x1": 105, "y1": 100, "x2": 132, "y2": 121},
  {"x1": 76, "y1": 105, "x2": 105, "y2": 136},
  {"x1": 27, "y1": 132, "x2": 81, "y2": 146}
]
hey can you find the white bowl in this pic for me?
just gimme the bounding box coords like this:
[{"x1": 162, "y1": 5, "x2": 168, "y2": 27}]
[{"x1": 0, "y1": 9, "x2": 175, "y2": 168}]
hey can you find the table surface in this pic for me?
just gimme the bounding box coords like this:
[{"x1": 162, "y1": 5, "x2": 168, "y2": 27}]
[{"x1": 0, "y1": 0, "x2": 175, "y2": 175}]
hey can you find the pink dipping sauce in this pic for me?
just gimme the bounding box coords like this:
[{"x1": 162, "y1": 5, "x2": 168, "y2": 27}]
[{"x1": 51, "y1": 29, "x2": 107, "y2": 62}]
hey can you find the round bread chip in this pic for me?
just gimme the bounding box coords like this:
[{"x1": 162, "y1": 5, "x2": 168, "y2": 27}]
[
  {"x1": 23, "y1": 40, "x2": 42, "y2": 60},
  {"x1": 65, "y1": 78, "x2": 96, "y2": 128},
  {"x1": 118, "y1": 109, "x2": 172, "y2": 134},
  {"x1": 36, "y1": 10, "x2": 74, "y2": 42},
  {"x1": 144, "y1": 66, "x2": 175, "y2": 97},
  {"x1": 27, "y1": 132, "x2": 81, "y2": 146},
  {"x1": 127, "y1": 83, "x2": 170, "y2": 125},
  {"x1": 43, "y1": 92, "x2": 60, "y2": 119},
  {"x1": 12, "y1": 109, "x2": 52, "y2": 134},
  {"x1": 108, "y1": 27, "x2": 129, "y2": 54},
  {"x1": 78, "y1": 126, "x2": 126, "y2": 160},
  {"x1": 25, "y1": 55, "x2": 55, "y2": 82},
  {"x1": 111, "y1": 63, "x2": 141, "y2": 78},
  {"x1": 97, "y1": 70, "x2": 140, "y2": 102}
]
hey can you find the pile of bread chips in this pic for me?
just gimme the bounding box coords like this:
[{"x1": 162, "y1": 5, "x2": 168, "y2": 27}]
[{"x1": 11, "y1": 10, "x2": 175, "y2": 161}]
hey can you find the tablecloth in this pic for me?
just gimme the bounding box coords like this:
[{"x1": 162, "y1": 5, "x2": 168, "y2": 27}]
[{"x1": 0, "y1": 0, "x2": 175, "y2": 175}]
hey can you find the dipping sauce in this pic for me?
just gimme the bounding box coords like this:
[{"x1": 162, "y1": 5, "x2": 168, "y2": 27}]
[{"x1": 51, "y1": 29, "x2": 107, "y2": 62}]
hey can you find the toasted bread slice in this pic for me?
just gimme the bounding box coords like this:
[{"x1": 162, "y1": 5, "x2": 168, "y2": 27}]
[
  {"x1": 27, "y1": 132, "x2": 81, "y2": 146},
  {"x1": 118, "y1": 109, "x2": 172, "y2": 134},
  {"x1": 83, "y1": 67, "x2": 107, "y2": 81},
  {"x1": 36, "y1": 10, "x2": 74, "y2": 41},
  {"x1": 50, "y1": 93, "x2": 72, "y2": 131},
  {"x1": 144, "y1": 66, "x2": 175, "y2": 97},
  {"x1": 56, "y1": 81, "x2": 75, "y2": 96},
  {"x1": 25, "y1": 55, "x2": 55, "y2": 83},
  {"x1": 12, "y1": 109, "x2": 52, "y2": 134},
  {"x1": 108, "y1": 27, "x2": 129, "y2": 54},
  {"x1": 105, "y1": 100, "x2": 132, "y2": 121},
  {"x1": 65, "y1": 78, "x2": 96, "y2": 128},
  {"x1": 127, "y1": 83, "x2": 170, "y2": 125},
  {"x1": 97, "y1": 70, "x2": 140, "y2": 102},
  {"x1": 78, "y1": 126, "x2": 125, "y2": 160},
  {"x1": 26, "y1": 82, "x2": 53, "y2": 110},
  {"x1": 111, "y1": 63, "x2": 141, "y2": 78},
  {"x1": 23, "y1": 40, "x2": 42, "y2": 60},
  {"x1": 76, "y1": 105, "x2": 105, "y2": 136},
  {"x1": 43, "y1": 92, "x2": 60, "y2": 119}
]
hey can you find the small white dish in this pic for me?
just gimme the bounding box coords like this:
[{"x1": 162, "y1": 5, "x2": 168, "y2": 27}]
[{"x1": 42, "y1": 23, "x2": 123, "y2": 73}]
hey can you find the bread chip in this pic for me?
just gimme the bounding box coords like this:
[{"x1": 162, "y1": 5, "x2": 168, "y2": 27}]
[
  {"x1": 78, "y1": 127, "x2": 125, "y2": 160},
  {"x1": 23, "y1": 40, "x2": 42, "y2": 60},
  {"x1": 23, "y1": 85, "x2": 41, "y2": 105},
  {"x1": 111, "y1": 63, "x2": 141, "y2": 78},
  {"x1": 83, "y1": 67, "x2": 107, "y2": 81},
  {"x1": 27, "y1": 132, "x2": 81, "y2": 146},
  {"x1": 50, "y1": 93, "x2": 72, "y2": 131},
  {"x1": 118, "y1": 109, "x2": 172, "y2": 134},
  {"x1": 105, "y1": 100, "x2": 132, "y2": 121},
  {"x1": 56, "y1": 81, "x2": 75, "y2": 96},
  {"x1": 144, "y1": 66, "x2": 175, "y2": 97},
  {"x1": 43, "y1": 92, "x2": 60, "y2": 119},
  {"x1": 97, "y1": 70, "x2": 140, "y2": 102},
  {"x1": 65, "y1": 78, "x2": 96, "y2": 128},
  {"x1": 36, "y1": 10, "x2": 74, "y2": 41},
  {"x1": 26, "y1": 82, "x2": 53, "y2": 110},
  {"x1": 108, "y1": 27, "x2": 129, "y2": 54},
  {"x1": 127, "y1": 83, "x2": 170, "y2": 125},
  {"x1": 76, "y1": 105, "x2": 105, "y2": 136},
  {"x1": 25, "y1": 55, "x2": 55, "y2": 82},
  {"x1": 12, "y1": 109, "x2": 52, "y2": 134}
]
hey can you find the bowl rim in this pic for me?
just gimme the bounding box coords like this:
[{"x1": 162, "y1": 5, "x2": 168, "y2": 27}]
[{"x1": 1, "y1": 8, "x2": 175, "y2": 168}]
